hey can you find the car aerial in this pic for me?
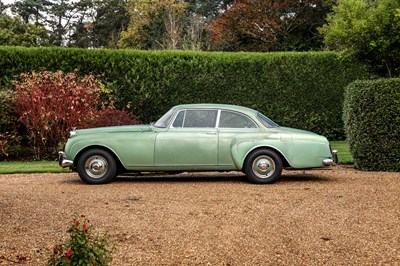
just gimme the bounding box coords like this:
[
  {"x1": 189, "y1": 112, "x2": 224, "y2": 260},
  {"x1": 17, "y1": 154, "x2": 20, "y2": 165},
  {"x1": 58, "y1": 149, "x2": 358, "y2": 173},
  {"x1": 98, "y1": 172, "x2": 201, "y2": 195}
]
[{"x1": 59, "y1": 104, "x2": 337, "y2": 184}]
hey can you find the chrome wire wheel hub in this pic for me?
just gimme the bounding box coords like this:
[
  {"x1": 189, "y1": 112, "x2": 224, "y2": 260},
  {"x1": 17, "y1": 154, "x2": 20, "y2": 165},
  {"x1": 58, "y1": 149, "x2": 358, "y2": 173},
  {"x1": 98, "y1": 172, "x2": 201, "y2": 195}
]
[
  {"x1": 84, "y1": 155, "x2": 108, "y2": 179},
  {"x1": 252, "y1": 155, "x2": 276, "y2": 178}
]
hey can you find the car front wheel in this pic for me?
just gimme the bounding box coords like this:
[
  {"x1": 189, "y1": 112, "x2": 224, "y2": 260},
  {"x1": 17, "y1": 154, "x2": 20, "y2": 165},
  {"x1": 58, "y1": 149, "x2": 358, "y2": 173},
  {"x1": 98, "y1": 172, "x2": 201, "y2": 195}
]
[
  {"x1": 245, "y1": 149, "x2": 283, "y2": 184},
  {"x1": 77, "y1": 149, "x2": 117, "y2": 184}
]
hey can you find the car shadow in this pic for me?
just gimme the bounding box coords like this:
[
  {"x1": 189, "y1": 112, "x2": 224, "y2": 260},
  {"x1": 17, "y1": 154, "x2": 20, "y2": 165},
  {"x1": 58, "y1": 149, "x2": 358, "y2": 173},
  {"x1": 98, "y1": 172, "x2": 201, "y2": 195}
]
[
  {"x1": 281, "y1": 173, "x2": 332, "y2": 183},
  {"x1": 113, "y1": 172, "x2": 246, "y2": 183},
  {"x1": 62, "y1": 171, "x2": 333, "y2": 185},
  {"x1": 111, "y1": 171, "x2": 332, "y2": 184}
]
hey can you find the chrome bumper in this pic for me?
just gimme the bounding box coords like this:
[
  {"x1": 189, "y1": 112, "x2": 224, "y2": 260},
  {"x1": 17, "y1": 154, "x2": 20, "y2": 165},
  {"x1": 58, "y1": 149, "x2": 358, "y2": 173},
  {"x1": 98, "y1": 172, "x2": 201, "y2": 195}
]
[
  {"x1": 58, "y1": 151, "x2": 73, "y2": 168},
  {"x1": 323, "y1": 150, "x2": 338, "y2": 166}
]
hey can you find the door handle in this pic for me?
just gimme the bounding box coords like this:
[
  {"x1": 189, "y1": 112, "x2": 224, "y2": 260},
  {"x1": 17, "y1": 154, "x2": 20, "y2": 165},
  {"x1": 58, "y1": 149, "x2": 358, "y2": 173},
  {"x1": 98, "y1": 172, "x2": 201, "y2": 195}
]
[{"x1": 206, "y1": 132, "x2": 217, "y2": 135}]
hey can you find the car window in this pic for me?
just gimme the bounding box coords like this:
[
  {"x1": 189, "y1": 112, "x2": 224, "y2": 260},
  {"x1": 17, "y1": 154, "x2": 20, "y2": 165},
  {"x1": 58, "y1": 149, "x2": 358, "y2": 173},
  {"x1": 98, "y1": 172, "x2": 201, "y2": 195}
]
[
  {"x1": 181, "y1": 110, "x2": 218, "y2": 128},
  {"x1": 219, "y1": 110, "x2": 258, "y2": 128},
  {"x1": 154, "y1": 108, "x2": 175, "y2": 128},
  {"x1": 256, "y1": 112, "x2": 279, "y2": 128},
  {"x1": 172, "y1": 110, "x2": 185, "y2": 128}
]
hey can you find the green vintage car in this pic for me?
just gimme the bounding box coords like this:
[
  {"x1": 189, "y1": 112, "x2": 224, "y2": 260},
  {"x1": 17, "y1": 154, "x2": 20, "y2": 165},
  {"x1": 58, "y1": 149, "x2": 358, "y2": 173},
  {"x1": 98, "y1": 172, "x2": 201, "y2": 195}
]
[{"x1": 59, "y1": 104, "x2": 337, "y2": 184}]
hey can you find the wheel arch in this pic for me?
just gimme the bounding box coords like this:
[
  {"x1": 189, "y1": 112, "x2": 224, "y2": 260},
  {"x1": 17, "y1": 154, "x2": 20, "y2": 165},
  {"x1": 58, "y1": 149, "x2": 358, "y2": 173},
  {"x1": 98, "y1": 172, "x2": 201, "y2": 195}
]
[
  {"x1": 243, "y1": 146, "x2": 291, "y2": 170},
  {"x1": 73, "y1": 145, "x2": 126, "y2": 172}
]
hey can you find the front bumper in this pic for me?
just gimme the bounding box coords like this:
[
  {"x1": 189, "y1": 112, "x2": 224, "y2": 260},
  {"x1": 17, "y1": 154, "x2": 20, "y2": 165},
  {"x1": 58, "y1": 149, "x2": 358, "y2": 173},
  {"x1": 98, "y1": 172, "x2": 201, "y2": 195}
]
[
  {"x1": 58, "y1": 151, "x2": 73, "y2": 168},
  {"x1": 323, "y1": 150, "x2": 338, "y2": 166}
]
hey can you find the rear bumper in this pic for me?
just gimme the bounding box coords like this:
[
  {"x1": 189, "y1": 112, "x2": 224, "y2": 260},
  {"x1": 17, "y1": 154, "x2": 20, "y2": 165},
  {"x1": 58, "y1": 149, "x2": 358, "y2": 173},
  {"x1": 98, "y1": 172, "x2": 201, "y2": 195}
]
[
  {"x1": 323, "y1": 150, "x2": 338, "y2": 166},
  {"x1": 58, "y1": 151, "x2": 73, "y2": 168}
]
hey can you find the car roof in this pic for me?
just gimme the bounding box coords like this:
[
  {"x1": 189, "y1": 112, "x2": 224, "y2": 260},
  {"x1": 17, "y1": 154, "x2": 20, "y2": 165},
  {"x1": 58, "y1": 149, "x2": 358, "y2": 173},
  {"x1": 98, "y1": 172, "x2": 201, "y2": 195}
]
[{"x1": 174, "y1": 103, "x2": 258, "y2": 115}]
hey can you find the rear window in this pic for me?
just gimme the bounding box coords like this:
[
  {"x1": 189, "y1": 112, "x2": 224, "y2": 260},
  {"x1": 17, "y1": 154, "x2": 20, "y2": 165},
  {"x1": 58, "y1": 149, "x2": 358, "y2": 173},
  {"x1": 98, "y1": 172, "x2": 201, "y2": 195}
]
[{"x1": 256, "y1": 112, "x2": 279, "y2": 128}]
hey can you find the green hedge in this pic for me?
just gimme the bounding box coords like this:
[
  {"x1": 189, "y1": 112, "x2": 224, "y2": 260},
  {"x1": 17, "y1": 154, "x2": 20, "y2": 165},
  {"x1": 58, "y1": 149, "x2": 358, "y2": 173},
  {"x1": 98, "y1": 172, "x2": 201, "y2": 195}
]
[
  {"x1": 343, "y1": 79, "x2": 400, "y2": 171},
  {"x1": 0, "y1": 47, "x2": 371, "y2": 139}
]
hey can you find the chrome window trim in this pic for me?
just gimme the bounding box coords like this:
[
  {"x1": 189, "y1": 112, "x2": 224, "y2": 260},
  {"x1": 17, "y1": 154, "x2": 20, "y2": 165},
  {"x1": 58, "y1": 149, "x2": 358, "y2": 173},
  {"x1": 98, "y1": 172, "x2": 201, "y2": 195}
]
[
  {"x1": 169, "y1": 108, "x2": 259, "y2": 129},
  {"x1": 170, "y1": 109, "x2": 219, "y2": 129},
  {"x1": 217, "y1": 110, "x2": 259, "y2": 129}
]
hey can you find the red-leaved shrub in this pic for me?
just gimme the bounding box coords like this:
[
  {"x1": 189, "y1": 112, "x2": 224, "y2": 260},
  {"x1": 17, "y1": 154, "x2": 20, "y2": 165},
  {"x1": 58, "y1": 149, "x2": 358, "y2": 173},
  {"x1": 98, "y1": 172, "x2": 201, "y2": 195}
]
[
  {"x1": 82, "y1": 109, "x2": 141, "y2": 129},
  {"x1": 11, "y1": 71, "x2": 139, "y2": 159}
]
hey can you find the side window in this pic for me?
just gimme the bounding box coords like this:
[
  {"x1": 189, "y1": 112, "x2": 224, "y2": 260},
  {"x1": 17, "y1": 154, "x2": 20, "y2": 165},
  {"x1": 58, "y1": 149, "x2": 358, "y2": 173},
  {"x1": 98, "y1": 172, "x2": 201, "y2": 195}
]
[
  {"x1": 183, "y1": 110, "x2": 218, "y2": 128},
  {"x1": 172, "y1": 110, "x2": 185, "y2": 128},
  {"x1": 219, "y1": 111, "x2": 257, "y2": 128}
]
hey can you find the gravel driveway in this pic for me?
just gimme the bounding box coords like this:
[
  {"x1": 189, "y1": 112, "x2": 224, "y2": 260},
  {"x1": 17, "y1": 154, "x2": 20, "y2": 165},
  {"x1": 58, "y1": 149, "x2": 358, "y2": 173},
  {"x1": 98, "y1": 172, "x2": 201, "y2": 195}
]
[{"x1": 1, "y1": 166, "x2": 400, "y2": 265}]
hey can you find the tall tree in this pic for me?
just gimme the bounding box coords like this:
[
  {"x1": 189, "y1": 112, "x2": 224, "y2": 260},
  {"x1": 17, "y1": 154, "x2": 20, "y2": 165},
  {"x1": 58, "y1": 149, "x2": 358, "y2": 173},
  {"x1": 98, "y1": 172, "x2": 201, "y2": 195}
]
[
  {"x1": 118, "y1": 0, "x2": 187, "y2": 49},
  {"x1": 208, "y1": 0, "x2": 333, "y2": 52},
  {"x1": 1, "y1": 1, "x2": 8, "y2": 14},
  {"x1": 90, "y1": 0, "x2": 130, "y2": 48},
  {"x1": 319, "y1": 0, "x2": 400, "y2": 77},
  {"x1": 11, "y1": 0, "x2": 94, "y2": 46},
  {"x1": 185, "y1": 0, "x2": 233, "y2": 19},
  {"x1": 0, "y1": 14, "x2": 49, "y2": 46},
  {"x1": 183, "y1": 0, "x2": 233, "y2": 50},
  {"x1": 11, "y1": 0, "x2": 47, "y2": 24},
  {"x1": 61, "y1": 0, "x2": 130, "y2": 48},
  {"x1": 118, "y1": 0, "x2": 234, "y2": 50},
  {"x1": 45, "y1": 0, "x2": 93, "y2": 46}
]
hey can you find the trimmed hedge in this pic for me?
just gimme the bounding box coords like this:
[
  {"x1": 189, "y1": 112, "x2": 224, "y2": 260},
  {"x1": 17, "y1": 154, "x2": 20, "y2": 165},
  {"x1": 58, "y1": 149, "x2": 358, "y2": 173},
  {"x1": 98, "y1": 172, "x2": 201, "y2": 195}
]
[
  {"x1": 0, "y1": 47, "x2": 371, "y2": 139},
  {"x1": 343, "y1": 79, "x2": 400, "y2": 171}
]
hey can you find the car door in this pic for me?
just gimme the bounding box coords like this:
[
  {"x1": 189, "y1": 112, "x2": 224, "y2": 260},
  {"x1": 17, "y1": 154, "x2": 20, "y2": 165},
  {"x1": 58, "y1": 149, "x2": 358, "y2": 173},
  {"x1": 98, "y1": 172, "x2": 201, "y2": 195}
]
[
  {"x1": 154, "y1": 109, "x2": 219, "y2": 168},
  {"x1": 217, "y1": 110, "x2": 260, "y2": 166}
]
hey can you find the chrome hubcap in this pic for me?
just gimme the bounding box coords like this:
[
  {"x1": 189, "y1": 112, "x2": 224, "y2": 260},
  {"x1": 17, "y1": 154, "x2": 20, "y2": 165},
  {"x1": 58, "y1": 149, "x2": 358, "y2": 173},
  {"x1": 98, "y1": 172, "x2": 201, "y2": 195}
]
[
  {"x1": 84, "y1": 155, "x2": 108, "y2": 179},
  {"x1": 252, "y1": 155, "x2": 276, "y2": 178}
]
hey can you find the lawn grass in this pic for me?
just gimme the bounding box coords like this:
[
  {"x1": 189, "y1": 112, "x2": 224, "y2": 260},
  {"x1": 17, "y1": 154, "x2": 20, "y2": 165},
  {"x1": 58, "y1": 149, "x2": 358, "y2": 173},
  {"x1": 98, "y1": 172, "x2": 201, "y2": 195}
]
[
  {"x1": 330, "y1": 140, "x2": 353, "y2": 164},
  {"x1": 0, "y1": 141, "x2": 353, "y2": 174},
  {"x1": 0, "y1": 161, "x2": 71, "y2": 174}
]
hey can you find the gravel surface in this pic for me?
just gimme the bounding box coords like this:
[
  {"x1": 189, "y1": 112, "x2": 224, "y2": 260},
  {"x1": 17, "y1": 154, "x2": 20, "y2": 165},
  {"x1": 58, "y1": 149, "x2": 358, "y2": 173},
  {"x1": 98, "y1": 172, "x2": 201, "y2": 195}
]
[{"x1": 1, "y1": 166, "x2": 400, "y2": 265}]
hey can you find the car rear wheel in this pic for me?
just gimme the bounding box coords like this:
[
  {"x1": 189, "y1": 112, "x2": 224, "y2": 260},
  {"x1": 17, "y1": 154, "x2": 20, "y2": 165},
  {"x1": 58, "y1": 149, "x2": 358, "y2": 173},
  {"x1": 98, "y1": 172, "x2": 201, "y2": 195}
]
[
  {"x1": 245, "y1": 149, "x2": 283, "y2": 184},
  {"x1": 77, "y1": 149, "x2": 117, "y2": 184}
]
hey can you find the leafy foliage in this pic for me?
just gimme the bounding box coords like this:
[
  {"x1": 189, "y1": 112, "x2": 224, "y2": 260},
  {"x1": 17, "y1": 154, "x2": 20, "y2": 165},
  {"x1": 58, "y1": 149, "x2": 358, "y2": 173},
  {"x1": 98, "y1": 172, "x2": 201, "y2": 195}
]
[
  {"x1": 207, "y1": 0, "x2": 333, "y2": 52},
  {"x1": 84, "y1": 109, "x2": 141, "y2": 128},
  {"x1": 46, "y1": 215, "x2": 115, "y2": 266},
  {"x1": 0, "y1": 1, "x2": 7, "y2": 14},
  {"x1": 8, "y1": 70, "x2": 139, "y2": 159},
  {"x1": 319, "y1": 0, "x2": 400, "y2": 77},
  {"x1": 0, "y1": 90, "x2": 21, "y2": 161},
  {"x1": 118, "y1": 0, "x2": 187, "y2": 49},
  {"x1": 0, "y1": 14, "x2": 49, "y2": 46},
  {"x1": 343, "y1": 79, "x2": 400, "y2": 171},
  {"x1": 10, "y1": 0, "x2": 129, "y2": 48},
  {"x1": 4, "y1": 0, "x2": 334, "y2": 51},
  {"x1": 69, "y1": 0, "x2": 130, "y2": 48},
  {"x1": 118, "y1": 0, "x2": 234, "y2": 50}
]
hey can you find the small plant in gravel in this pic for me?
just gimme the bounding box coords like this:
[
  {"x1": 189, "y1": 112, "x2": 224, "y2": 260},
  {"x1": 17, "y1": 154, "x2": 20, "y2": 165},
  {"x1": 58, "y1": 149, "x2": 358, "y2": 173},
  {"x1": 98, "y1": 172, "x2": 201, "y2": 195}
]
[{"x1": 46, "y1": 215, "x2": 115, "y2": 266}]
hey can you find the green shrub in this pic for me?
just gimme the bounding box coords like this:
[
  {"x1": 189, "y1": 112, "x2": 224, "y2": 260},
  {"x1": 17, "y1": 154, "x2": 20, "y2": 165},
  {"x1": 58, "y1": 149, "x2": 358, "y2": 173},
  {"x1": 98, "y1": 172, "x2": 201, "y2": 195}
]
[
  {"x1": 0, "y1": 90, "x2": 22, "y2": 160},
  {"x1": 0, "y1": 47, "x2": 371, "y2": 139},
  {"x1": 343, "y1": 79, "x2": 400, "y2": 171}
]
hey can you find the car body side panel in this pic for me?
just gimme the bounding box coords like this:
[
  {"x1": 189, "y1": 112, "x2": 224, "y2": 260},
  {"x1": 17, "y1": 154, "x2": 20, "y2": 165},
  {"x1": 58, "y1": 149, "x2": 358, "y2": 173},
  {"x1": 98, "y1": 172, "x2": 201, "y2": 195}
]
[
  {"x1": 154, "y1": 128, "x2": 218, "y2": 168},
  {"x1": 230, "y1": 133, "x2": 288, "y2": 169},
  {"x1": 230, "y1": 134, "x2": 332, "y2": 169},
  {"x1": 283, "y1": 140, "x2": 333, "y2": 168},
  {"x1": 66, "y1": 131, "x2": 157, "y2": 169}
]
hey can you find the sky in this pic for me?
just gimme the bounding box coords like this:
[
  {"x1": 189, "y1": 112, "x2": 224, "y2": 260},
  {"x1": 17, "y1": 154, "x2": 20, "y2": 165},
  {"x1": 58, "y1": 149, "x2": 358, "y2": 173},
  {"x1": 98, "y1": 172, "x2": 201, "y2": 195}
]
[{"x1": 3, "y1": 0, "x2": 15, "y2": 4}]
